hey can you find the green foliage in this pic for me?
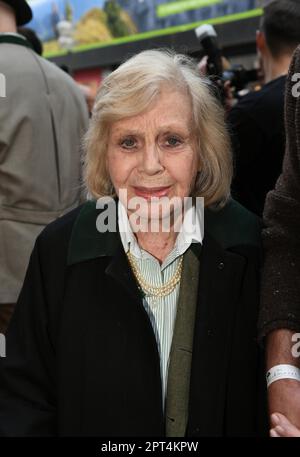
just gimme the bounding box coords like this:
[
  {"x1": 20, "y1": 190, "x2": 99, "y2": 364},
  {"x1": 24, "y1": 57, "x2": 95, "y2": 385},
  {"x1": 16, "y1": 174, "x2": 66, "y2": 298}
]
[
  {"x1": 104, "y1": 0, "x2": 131, "y2": 37},
  {"x1": 65, "y1": 0, "x2": 73, "y2": 22}
]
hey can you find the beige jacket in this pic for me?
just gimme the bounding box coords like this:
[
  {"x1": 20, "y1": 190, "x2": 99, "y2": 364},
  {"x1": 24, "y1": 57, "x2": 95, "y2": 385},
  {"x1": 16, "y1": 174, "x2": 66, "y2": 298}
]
[{"x1": 0, "y1": 37, "x2": 89, "y2": 303}]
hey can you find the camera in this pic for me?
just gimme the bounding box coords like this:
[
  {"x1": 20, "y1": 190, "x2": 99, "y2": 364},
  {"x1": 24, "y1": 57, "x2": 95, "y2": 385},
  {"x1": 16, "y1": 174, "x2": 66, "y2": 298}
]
[{"x1": 195, "y1": 24, "x2": 258, "y2": 103}]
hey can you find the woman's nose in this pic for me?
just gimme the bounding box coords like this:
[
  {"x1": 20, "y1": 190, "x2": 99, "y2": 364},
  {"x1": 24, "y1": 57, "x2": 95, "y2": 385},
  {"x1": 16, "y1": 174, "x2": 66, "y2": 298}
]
[{"x1": 139, "y1": 143, "x2": 164, "y2": 175}]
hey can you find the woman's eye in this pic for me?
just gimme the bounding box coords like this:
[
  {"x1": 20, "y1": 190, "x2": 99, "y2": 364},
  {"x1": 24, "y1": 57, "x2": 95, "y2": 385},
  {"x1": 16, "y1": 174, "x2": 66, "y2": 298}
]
[
  {"x1": 166, "y1": 136, "x2": 182, "y2": 147},
  {"x1": 120, "y1": 138, "x2": 136, "y2": 149}
]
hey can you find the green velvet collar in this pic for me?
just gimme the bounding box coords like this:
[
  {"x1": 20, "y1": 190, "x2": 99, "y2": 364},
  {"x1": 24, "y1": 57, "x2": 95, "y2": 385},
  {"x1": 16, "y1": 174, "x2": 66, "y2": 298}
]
[
  {"x1": 0, "y1": 34, "x2": 33, "y2": 50},
  {"x1": 67, "y1": 198, "x2": 261, "y2": 266},
  {"x1": 68, "y1": 200, "x2": 120, "y2": 265}
]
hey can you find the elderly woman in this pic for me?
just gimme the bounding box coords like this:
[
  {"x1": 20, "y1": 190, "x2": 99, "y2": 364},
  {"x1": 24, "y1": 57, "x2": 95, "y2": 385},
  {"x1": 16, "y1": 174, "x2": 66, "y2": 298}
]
[{"x1": 0, "y1": 50, "x2": 267, "y2": 436}]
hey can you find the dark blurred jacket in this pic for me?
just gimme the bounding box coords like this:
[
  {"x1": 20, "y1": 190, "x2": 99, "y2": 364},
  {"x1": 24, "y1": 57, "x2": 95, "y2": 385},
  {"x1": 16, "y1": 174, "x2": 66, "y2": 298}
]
[
  {"x1": 259, "y1": 46, "x2": 300, "y2": 339},
  {"x1": 228, "y1": 75, "x2": 286, "y2": 217}
]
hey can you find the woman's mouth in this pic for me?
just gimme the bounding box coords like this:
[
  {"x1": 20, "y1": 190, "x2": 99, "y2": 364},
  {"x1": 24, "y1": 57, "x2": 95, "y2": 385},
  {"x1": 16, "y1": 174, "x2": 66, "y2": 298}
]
[{"x1": 133, "y1": 186, "x2": 172, "y2": 199}]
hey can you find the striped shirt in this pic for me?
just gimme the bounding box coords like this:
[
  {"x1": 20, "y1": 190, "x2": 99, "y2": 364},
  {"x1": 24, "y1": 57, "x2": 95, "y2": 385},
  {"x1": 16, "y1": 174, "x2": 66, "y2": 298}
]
[{"x1": 118, "y1": 201, "x2": 203, "y2": 409}]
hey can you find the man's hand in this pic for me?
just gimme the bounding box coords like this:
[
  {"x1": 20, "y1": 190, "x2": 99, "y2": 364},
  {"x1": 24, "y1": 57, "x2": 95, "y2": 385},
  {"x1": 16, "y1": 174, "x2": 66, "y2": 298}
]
[
  {"x1": 268, "y1": 378, "x2": 300, "y2": 430},
  {"x1": 270, "y1": 413, "x2": 300, "y2": 437},
  {"x1": 267, "y1": 329, "x2": 300, "y2": 431}
]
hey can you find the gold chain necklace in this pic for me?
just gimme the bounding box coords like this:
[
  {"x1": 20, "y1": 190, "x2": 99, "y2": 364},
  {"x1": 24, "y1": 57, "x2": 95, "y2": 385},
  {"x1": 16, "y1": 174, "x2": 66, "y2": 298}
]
[{"x1": 126, "y1": 251, "x2": 183, "y2": 298}]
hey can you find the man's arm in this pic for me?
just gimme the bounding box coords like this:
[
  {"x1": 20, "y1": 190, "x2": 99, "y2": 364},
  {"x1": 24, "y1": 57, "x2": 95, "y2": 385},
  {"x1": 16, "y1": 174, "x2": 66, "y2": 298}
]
[
  {"x1": 259, "y1": 46, "x2": 300, "y2": 433},
  {"x1": 266, "y1": 329, "x2": 300, "y2": 429}
]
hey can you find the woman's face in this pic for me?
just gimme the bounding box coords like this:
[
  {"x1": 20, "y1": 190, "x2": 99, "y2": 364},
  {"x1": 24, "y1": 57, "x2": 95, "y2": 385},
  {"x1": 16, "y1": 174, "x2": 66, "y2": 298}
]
[{"x1": 106, "y1": 87, "x2": 200, "y2": 216}]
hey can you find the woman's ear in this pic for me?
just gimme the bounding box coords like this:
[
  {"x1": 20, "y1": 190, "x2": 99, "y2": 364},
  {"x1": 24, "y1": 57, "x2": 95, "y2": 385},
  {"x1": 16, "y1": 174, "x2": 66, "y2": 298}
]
[{"x1": 256, "y1": 30, "x2": 267, "y2": 57}]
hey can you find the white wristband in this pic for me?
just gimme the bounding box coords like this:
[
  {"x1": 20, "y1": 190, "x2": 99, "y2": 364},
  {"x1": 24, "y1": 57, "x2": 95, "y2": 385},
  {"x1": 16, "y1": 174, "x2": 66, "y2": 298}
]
[{"x1": 266, "y1": 364, "x2": 300, "y2": 388}]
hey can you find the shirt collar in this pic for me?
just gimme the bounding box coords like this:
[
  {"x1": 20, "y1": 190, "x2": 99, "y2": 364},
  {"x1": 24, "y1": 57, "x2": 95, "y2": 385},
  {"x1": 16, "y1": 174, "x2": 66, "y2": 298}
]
[
  {"x1": 0, "y1": 32, "x2": 33, "y2": 50},
  {"x1": 118, "y1": 199, "x2": 203, "y2": 262},
  {"x1": 0, "y1": 32, "x2": 26, "y2": 40}
]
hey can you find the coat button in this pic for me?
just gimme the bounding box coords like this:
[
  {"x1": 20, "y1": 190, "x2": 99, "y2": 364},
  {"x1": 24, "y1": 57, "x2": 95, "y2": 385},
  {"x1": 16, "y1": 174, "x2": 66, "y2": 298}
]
[{"x1": 218, "y1": 261, "x2": 225, "y2": 270}]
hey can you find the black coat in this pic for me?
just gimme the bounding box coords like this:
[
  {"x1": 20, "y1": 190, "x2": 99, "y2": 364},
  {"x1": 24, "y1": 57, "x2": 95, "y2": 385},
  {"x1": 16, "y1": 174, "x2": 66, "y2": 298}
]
[
  {"x1": 0, "y1": 199, "x2": 268, "y2": 436},
  {"x1": 229, "y1": 75, "x2": 286, "y2": 217}
]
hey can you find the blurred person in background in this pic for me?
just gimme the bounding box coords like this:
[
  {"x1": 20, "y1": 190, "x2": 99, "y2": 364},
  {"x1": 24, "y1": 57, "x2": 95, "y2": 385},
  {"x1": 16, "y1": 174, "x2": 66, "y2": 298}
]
[
  {"x1": 0, "y1": 0, "x2": 89, "y2": 333},
  {"x1": 228, "y1": 0, "x2": 300, "y2": 216},
  {"x1": 59, "y1": 64, "x2": 98, "y2": 115},
  {"x1": 76, "y1": 80, "x2": 98, "y2": 115}
]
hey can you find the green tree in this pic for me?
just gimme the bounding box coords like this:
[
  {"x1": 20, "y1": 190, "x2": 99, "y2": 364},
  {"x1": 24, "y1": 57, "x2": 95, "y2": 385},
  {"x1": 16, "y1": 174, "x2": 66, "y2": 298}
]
[
  {"x1": 65, "y1": 0, "x2": 73, "y2": 22},
  {"x1": 104, "y1": 0, "x2": 131, "y2": 38}
]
